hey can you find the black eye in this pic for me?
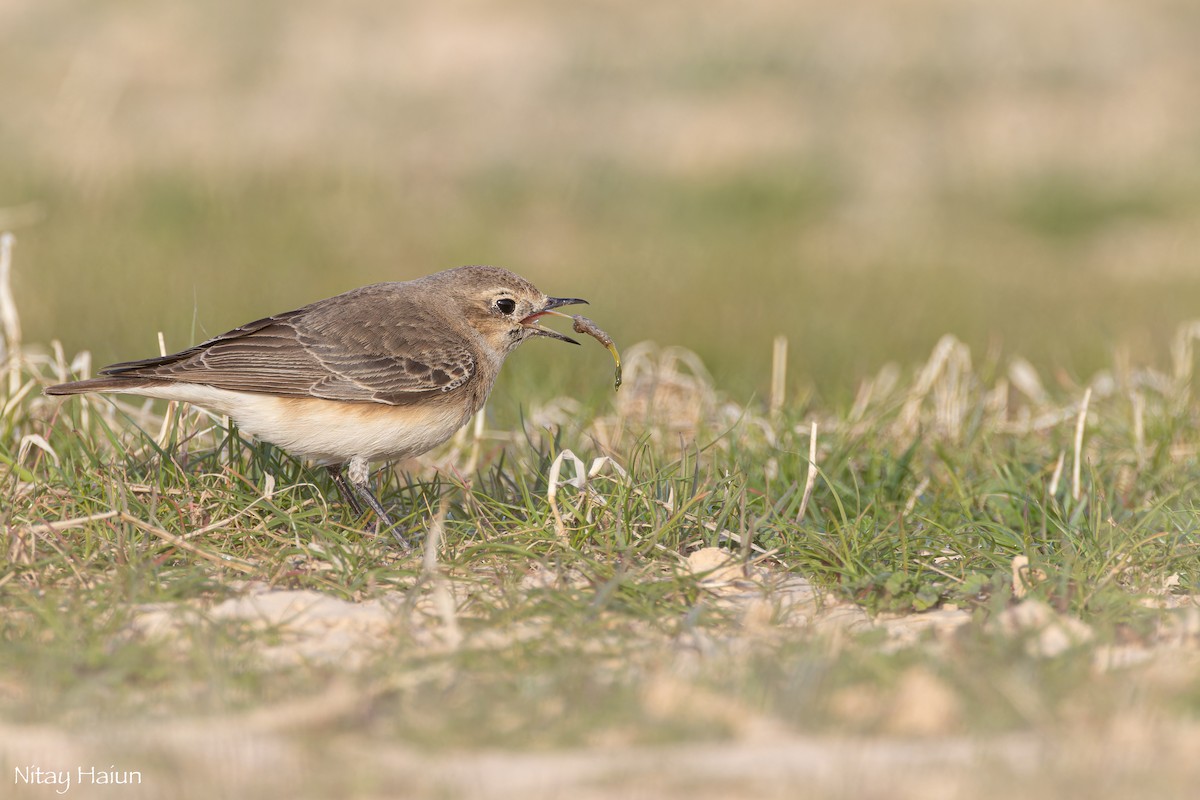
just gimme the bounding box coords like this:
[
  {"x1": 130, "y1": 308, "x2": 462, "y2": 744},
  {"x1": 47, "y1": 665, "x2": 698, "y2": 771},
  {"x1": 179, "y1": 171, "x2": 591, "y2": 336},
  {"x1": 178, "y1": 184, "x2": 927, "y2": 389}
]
[{"x1": 495, "y1": 298, "x2": 517, "y2": 315}]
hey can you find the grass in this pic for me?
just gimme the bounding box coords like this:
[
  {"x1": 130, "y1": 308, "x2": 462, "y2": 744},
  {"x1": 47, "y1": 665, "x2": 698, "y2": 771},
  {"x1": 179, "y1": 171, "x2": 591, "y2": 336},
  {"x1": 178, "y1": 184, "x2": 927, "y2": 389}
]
[{"x1": 5, "y1": 230, "x2": 1200, "y2": 796}]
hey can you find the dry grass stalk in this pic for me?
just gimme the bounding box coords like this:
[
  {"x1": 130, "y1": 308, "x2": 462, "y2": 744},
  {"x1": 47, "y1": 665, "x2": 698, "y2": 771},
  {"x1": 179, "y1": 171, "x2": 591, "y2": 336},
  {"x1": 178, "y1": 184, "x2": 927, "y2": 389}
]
[
  {"x1": 1008, "y1": 357, "x2": 1047, "y2": 404},
  {"x1": 1049, "y1": 451, "x2": 1066, "y2": 497},
  {"x1": 1132, "y1": 390, "x2": 1146, "y2": 468},
  {"x1": 903, "y1": 476, "x2": 930, "y2": 516},
  {"x1": 23, "y1": 509, "x2": 120, "y2": 534},
  {"x1": 1072, "y1": 387, "x2": 1092, "y2": 502},
  {"x1": 118, "y1": 512, "x2": 257, "y2": 574},
  {"x1": 769, "y1": 335, "x2": 787, "y2": 416},
  {"x1": 795, "y1": 421, "x2": 819, "y2": 524},
  {"x1": 1171, "y1": 321, "x2": 1200, "y2": 389},
  {"x1": 0, "y1": 232, "x2": 21, "y2": 397},
  {"x1": 894, "y1": 335, "x2": 971, "y2": 444},
  {"x1": 547, "y1": 449, "x2": 628, "y2": 540},
  {"x1": 933, "y1": 337, "x2": 970, "y2": 442},
  {"x1": 153, "y1": 331, "x2": 182, "y2": 449}
]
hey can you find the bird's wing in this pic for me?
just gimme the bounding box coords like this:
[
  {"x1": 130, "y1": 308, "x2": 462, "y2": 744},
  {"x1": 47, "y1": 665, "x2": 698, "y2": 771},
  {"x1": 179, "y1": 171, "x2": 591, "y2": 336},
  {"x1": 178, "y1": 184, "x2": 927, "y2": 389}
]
[{"x1": 100, "y1": 292, "x2": 476, "y2": 405}]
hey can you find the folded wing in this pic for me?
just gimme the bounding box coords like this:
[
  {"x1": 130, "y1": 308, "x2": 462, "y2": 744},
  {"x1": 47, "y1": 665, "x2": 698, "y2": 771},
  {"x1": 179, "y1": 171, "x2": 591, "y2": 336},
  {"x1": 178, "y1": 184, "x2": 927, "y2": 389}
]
[{"x1": 100, "y1": 292, "x2": 475, "y2": 406}]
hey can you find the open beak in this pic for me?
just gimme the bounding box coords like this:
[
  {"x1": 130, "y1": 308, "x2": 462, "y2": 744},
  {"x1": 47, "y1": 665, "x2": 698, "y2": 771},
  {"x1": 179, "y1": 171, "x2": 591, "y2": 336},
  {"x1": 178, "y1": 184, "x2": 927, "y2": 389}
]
[{"x1": 520, "y1": 296, "x2": 588, "y2": 345}]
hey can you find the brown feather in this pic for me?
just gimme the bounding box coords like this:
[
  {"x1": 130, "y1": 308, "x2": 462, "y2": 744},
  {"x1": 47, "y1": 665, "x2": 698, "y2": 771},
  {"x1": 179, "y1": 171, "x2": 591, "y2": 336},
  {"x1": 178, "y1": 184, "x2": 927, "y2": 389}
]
[
  {"x1": 94, "y1": 285, "x2": 479, "y2": 405},
  {"x1": 44, "y1": 377, "x2": 168, "y2": 395}
]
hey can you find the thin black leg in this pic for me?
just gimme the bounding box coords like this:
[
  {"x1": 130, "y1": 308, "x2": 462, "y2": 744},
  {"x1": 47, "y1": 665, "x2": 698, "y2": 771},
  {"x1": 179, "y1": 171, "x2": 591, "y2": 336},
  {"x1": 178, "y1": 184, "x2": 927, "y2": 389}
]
[
  {"x1": 327, "y1": 465, "x2": 365, "y2": 517},
  {"x1": 346, "y1": 456, "x2": 410, "y2": 549}
]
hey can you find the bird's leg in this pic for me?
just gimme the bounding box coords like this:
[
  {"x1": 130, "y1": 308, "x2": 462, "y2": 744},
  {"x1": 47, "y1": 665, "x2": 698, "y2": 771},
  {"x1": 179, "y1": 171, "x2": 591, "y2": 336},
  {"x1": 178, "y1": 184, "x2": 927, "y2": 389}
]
[
  {"x1": 327, "y1": 465, "x2": 365, "y2": 517},
  {"x1": 347, "y1": 455, "x2": 410, "y2": 549}
]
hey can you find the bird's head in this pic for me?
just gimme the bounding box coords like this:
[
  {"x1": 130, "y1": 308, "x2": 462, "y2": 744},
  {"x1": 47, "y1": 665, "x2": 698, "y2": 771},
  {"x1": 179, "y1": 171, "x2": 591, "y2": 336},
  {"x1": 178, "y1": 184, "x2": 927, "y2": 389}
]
[{"x1": 430, "y1": 265, "x2": 588, "y2": 356}]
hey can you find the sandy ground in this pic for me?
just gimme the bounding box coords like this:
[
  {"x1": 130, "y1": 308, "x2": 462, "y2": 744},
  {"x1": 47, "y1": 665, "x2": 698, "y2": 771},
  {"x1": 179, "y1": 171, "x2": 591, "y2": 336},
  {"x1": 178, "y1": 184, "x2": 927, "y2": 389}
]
[{"x1": 6, "y1": 561, "x2": 1200, "y2": 799}]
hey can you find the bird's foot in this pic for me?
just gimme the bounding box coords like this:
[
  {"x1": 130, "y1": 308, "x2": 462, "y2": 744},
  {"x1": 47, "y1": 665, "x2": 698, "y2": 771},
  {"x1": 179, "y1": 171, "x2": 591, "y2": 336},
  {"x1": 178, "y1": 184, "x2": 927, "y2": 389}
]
[{"x1": 339, "y1": 457, "x2": 411, "y2": 549}]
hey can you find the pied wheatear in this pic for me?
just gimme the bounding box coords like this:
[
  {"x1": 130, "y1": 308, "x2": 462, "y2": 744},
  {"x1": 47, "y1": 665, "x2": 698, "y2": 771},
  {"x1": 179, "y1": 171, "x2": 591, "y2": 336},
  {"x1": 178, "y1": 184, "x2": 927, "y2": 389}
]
[{"x1": 45, "y1": 265, "x2": 587, "y2": 546}]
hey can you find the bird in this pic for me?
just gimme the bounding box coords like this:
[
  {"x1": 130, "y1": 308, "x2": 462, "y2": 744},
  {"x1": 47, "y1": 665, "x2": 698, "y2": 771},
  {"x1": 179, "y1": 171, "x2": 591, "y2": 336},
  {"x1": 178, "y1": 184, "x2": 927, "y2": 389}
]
[{"x1": 45, "y1": 265, "x2": 587, "y2": 546}]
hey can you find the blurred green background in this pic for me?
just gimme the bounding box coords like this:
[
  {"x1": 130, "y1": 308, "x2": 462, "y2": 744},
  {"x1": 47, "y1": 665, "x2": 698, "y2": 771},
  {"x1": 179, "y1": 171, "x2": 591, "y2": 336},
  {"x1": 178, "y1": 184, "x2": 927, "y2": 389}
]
[{"x1": 4, "y1": 0, "x2": 1200, "y2": 405}]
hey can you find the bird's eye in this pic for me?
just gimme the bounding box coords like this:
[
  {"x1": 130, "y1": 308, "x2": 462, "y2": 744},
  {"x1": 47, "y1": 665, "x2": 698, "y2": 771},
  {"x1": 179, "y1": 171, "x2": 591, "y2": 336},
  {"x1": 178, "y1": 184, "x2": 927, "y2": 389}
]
[{"x1": 495, "y1": 298, "x2": 517, "y2": 315}]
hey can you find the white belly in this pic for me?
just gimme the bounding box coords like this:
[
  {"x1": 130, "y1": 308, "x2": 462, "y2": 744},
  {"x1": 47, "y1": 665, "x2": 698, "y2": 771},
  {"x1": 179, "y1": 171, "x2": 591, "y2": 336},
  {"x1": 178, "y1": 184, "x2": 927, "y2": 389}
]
[{"x1": 122, "y1": 383, "x2": 472, "y2": 465}]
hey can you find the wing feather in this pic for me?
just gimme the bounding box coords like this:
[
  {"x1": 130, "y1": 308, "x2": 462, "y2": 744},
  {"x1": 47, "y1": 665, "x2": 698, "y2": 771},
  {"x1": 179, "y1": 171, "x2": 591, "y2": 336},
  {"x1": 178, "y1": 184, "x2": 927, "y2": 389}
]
[{"x1": 99, "y1": 289, "x2": 476, "y2": 405}]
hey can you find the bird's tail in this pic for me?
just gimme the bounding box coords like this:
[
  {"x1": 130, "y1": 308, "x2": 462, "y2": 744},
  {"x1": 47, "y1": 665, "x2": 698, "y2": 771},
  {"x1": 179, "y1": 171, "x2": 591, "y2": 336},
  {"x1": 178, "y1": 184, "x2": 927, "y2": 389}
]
[{"x1": 44, "y1": 377, "x2": 161, "y2": 396}]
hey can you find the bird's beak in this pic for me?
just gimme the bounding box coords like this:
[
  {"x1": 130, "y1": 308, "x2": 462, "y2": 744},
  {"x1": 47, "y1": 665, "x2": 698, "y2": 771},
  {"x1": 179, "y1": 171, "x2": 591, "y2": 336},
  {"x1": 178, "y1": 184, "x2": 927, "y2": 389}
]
[{"x1": 520, "y1": 297, "x2": 588, "y2": 345}]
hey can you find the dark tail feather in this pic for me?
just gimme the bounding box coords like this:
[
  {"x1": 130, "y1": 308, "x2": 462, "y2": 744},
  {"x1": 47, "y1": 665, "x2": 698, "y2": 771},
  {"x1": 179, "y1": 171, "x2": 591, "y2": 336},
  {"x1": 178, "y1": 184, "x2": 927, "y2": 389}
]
[{"x1": 44, "y1": 377, "x2": 163, "y2": 396}]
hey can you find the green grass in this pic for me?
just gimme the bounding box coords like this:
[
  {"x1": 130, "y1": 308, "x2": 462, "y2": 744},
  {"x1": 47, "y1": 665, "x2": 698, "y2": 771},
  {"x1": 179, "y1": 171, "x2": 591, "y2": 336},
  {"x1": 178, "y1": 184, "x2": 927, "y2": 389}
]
[{"x1": 5, "y1": 309, "x2": 1200, "y2": 791}]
